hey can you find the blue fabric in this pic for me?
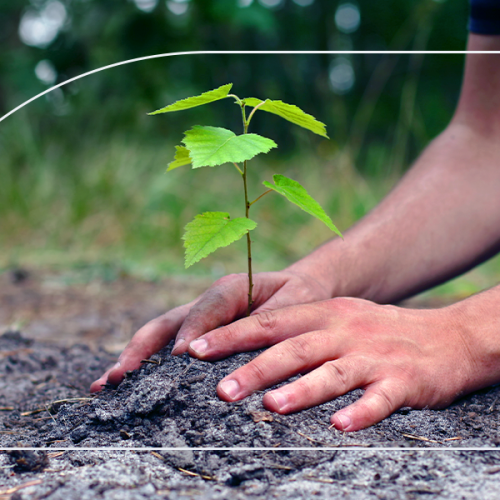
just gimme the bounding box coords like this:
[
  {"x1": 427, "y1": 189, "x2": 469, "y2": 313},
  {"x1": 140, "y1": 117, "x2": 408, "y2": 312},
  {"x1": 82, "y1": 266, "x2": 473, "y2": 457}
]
[{"x1": 469, "y1": 0, "x2": 500, "y2": 34}]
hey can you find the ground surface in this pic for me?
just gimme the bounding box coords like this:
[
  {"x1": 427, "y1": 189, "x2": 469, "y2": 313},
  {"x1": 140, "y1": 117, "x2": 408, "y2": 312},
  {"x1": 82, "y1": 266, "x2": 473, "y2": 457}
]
[{"x1": 1, "y1": 268, "x2": 500, "y2": 498}]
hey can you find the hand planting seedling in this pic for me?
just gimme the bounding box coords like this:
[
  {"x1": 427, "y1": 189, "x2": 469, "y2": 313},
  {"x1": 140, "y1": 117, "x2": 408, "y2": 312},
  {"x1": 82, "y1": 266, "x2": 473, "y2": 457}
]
[{"x1": 149, "y1": 83, "x2": 343, "y2": 315}]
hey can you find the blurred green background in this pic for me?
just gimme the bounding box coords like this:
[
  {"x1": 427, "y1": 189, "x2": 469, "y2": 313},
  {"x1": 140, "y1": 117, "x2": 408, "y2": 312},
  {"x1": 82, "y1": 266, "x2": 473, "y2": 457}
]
[{"x1": 1, "y1": 0, "x2": 498, "y2": 298}]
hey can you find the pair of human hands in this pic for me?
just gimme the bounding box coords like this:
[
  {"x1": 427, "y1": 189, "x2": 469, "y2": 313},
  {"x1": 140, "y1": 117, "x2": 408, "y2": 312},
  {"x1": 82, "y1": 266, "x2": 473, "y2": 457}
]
[{"x1": 90, "y1": 270, "x2": 475, "y2": 431}]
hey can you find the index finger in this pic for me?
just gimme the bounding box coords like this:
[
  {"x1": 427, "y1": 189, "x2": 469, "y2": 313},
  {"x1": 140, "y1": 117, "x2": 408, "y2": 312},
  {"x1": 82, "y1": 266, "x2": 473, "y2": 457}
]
[
  {"x1": 172, "y1": 272, "x2": 289, "y2": 354},
  {"x1": 187, "y1": 302, "x2": 330, "y2": 360},
  {"x1": 90, "y1": 301, "x2": 194, "y2": 391}
]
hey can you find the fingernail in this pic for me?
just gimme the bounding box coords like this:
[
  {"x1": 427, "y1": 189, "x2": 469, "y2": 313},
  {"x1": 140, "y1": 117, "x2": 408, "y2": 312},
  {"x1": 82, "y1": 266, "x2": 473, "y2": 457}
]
[
  {"x1": 335, "y1": 413, "x2": 351, "y2": 431},
  {"x1": 172, "y1": 338, "x2": 185, "y2": 353},
  {"x1": 219, "y1": 379, "x2": 240, "y2": 400},
  {"x1": 189, "y1": 338, "x2": 208, "y2": 356},
  {"x1": 111, "y1": 361, "x2": 121, "y2": 371},
  {"x1": 269, "y1": 391, "x2": 288, "y2": 412}
]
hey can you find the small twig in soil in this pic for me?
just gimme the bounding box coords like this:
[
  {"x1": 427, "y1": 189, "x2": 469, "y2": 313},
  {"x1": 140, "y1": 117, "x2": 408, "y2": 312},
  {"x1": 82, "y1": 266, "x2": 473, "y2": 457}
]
[
  {"x1": 178, "y1": 467, "x2": 215, "y2": 481},
  {"x1": 302, "y1": 474, "x2": 335, "y2": 484},
  {"x1": 0, "y1": 479, "x2": 43, "y2": 498},
  {"x1": 46, "y1": 404, "x2": 57, "y2": 424},
  {"x1": 140, "y1": 358, "x2": 161, "y2": 365},
  {"x1": 402, "y1": 432, "x2": 442, "y2": 444},
  {"x1": 296, "y1": 430, "x2": 319, "y2": 443},
  {"x1": 402, "y1": 432, "x2": 462, "y2": 444},
  {"x1": 406, "y1": 487, "x2": 442, "y2": 494},
  {"x1": 21, "y1": 397, "x2": 95, "y2": 416},
  {"x1": 173, "y1": 360, "x2": 197, "y2": 383},
  {"x1": 0, "y1": 407, "x2": 14, "y2": 411},
  {"x1": 47, "y1": 452, "x2": 65, "y2": 458},
  {"x1": 20, "y1": 408, "x2": 45, "y2": 417},
  {"x1": 0, "y1": 348, "x2": 34, "y2": 358},
  {"x1": 268, "y1": 464, "x2": 293, "y2": 471},
  {"x1": 489, "y1": 397, "x2": 499, "y2": 413}
]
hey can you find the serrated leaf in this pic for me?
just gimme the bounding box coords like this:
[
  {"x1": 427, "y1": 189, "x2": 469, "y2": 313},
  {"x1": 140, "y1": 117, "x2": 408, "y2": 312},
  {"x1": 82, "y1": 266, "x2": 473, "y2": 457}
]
[
  {"x1": 183, "y1": 212, "x2": 257, "y2": 268},
  {"x1": 149, "y1": 84, "x2": 233, "y2": 115},
  {"x1": 167, "y1": 145, "x2": 191, "y2": 171},
  {"x1": 242, "y1": 98, "x2": 328, "y2": 138},
  {"x1": 263, "y1": 175, "x2": 342, "y2": 237},
  {"x1": 182, "y1": 126, "x2": 277, "y2": 168}
]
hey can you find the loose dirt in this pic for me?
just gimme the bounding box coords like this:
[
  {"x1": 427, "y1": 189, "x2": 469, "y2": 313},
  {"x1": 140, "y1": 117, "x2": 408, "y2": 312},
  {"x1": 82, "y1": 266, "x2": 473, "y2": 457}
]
[{"x1": 1, "y1": 268, "x2": 500, "y2": 499}]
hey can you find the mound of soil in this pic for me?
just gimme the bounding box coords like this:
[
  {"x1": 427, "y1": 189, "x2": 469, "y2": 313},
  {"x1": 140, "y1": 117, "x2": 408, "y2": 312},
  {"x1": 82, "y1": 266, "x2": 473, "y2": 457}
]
[
  {"x1": 2, "y1": 269, "x2": 500, "y2": 498},
  {"x1": 2, "y1": 329, "x2": 500, "y2": 450}
]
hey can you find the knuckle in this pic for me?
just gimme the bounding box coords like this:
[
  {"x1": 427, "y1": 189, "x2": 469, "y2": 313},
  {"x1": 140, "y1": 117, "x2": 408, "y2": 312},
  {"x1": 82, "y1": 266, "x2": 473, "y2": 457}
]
[
  {"x1": 255, "y1": 310, "x2": 278, "y2": 333},
  {"x1": 217, "y1": 321, "x2": 241, "y2": 342},
  {"x1": 328, "y1": 296, "x2": 367, "y2": 313},
  {"x1": 372, "y1": 386, "x2": 399, "y2": 415},
  {"x1": 213, "y1": 273, "x2": 246, "y2": 288},
  {"x1": 245, "y1": 360, "x2": 269, "y2": 385},
  {"x1": 323, "y1": 360, "x2": 350, "y2": 390},
  {"x1": 282, "y1": 336, "x2": 314, "y2": 366},
  {"x1": 293, "y1": 377, "x2": 316, "y2": 402}
]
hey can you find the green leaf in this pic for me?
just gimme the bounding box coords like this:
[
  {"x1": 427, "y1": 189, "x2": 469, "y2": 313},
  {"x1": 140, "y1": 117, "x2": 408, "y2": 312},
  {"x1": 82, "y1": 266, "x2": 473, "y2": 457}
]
[
  {"x1": 263, "y1": 175, "x2": 342, "y2": 237},
  {"x1": 149, "y1": 84, "x2": 233, "y2": 115},
  {"x1": 242, "y1": 98, "x2": 328, "y2": 138},
  {"x1": 183, "y1": 212, "x2": 257, "y2": 268},
  {"x1": 182, "y1": 126, "x2": 277, "y2": 168},
  {"x1": 167, "y1": 145, "x2": 191, "y2": 171}
]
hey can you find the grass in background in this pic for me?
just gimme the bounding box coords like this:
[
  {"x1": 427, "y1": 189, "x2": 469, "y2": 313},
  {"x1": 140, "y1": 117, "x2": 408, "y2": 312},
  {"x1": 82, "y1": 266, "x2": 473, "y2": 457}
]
[
  {"x1": 0, "y1": 110, "x2": 386, "y2": 278},
  {"x1": 2, "y1": 109, "x2": 500, "y2": 302}
]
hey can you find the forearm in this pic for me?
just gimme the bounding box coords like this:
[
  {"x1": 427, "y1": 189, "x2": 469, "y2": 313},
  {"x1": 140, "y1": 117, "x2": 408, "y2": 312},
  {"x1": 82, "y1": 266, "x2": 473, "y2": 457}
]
[
  {"x1": 289, "y1": 37, "x2": 500, "y2": 303},
  {"x1": 290, "y1": 122, "x2": 500, "y2": 302}
]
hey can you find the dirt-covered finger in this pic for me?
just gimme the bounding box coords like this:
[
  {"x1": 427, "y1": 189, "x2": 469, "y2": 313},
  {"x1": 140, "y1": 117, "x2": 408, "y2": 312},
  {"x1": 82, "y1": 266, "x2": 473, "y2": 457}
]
[
  {"x1": 188, "y1": 304, "x2": 329, "y2": 361},
  {"x1": 172, "y1": 272, "x2": 299, "y2": 355},
  {"x1": 100, "y1": 302, "x2": 193, "y2": 387},
  {"x1": 214, "y1": 328, "x2": 340, "y2": 402},
  {"x1": 90, "y1": 365, "x2": 115, "y2": 393},
  {"x1": 330, "y1": 380, "x2": 408, "y2": 432},
  {"x1": 262, "y1": 355, "x2": 372, "y2": 414}
]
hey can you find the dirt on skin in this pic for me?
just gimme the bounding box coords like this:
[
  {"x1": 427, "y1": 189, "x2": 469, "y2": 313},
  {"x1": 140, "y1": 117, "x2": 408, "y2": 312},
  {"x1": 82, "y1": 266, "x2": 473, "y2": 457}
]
[{"x1": 1, "y1": 268, "x2": 500, "y2": 499}]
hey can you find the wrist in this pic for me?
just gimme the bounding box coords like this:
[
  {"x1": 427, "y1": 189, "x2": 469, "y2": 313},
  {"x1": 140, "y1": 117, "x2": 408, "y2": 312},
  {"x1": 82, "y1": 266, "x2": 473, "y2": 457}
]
[
  {"x1": 285, "y1": 235, "x2": 371, "y2": 300},
  {"x1": 448, "y1": 286, "x2": 500, "y2": 393}
]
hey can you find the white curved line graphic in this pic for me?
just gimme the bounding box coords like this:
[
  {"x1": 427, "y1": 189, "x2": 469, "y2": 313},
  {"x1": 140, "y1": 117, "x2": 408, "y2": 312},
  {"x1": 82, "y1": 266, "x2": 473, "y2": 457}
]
[{"x1": 0, "y1": 49, "x2": 496, "y2": 124}]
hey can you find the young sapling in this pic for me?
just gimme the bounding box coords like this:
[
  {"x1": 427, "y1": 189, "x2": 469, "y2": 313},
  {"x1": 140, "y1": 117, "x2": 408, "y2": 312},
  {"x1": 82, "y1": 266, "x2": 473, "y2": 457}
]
[{"x1": 149, "y1": 83, "x2": 342, "y2": 315}]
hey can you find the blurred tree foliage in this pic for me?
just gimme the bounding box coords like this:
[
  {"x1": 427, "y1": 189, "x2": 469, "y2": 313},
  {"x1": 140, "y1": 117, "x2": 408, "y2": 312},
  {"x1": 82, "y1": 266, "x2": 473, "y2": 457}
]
[{"x1": 1, "y1": 0, "x2": 468, "y2": 174}]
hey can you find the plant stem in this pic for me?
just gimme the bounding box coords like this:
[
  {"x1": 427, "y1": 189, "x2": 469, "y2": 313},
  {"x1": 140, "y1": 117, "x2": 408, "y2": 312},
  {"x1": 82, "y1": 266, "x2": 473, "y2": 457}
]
[
  {"x1": 246, "y1": 100, "x2": 267, "y2": 128},
  {"x1": 236, "y1": 97, "x2": 253, "y2": 316},
  {"x1": 249, "y1": 189, "x2": 272, "y2": 207},
  {"x1": 234, "y1": 97, "x2": 267, "y2": 315},
  {"x1": 242, "y1": 159, "x2": 253, "y2": 316}
]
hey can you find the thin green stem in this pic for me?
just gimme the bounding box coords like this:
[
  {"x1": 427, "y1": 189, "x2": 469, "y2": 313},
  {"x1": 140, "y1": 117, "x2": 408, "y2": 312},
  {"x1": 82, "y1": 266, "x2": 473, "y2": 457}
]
[
  {"x1": 249, "y1": 189, "x2": 273, "y2": 207},
  {"x1": 233, "y1": 163, "x2": 243, "y2": 175},
  {"x1": 246, "y1": 100, "x2": 267, "y2": 129},
  {"x1": 228, "y1": 93, "x2": 248, "y2": 133},
  {"x1": 227, "y1": 94, "x2": 243, "y2": 106},
  {"x1": 232, "y1": 96, "x2": 259, "y2": 315}
]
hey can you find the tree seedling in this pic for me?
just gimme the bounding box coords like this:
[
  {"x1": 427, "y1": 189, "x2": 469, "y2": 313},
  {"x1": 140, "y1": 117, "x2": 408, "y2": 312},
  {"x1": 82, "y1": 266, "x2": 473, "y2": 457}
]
[{"x1": 149, "y1": 83, "x2": 342, "y2": 315}]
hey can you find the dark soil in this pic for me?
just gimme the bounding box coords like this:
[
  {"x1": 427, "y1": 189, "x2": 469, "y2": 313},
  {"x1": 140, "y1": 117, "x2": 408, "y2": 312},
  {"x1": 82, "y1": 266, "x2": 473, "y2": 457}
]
[{"x1": 1, "y1": 268, "x2": 500, "y2": 498}]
